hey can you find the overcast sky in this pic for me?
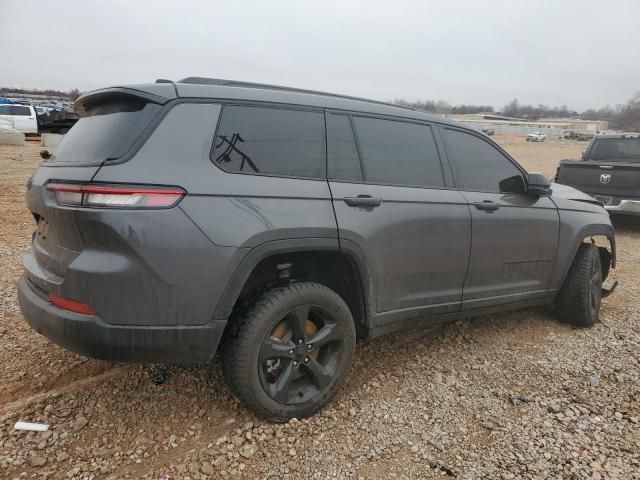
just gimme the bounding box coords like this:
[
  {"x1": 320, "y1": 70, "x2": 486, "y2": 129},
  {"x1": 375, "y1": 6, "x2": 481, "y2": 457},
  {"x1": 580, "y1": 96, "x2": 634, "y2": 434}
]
[{"x1": 2, "y1": 0, "x2": 639, "y2": 110}]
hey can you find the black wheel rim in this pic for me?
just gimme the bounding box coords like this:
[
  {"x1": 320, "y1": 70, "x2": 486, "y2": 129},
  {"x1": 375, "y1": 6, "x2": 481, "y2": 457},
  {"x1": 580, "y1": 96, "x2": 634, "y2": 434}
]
[
  {"x1": 258, "y1": 304, "x2": 344, "y2": 405},
  {"x1": 590, "y1": 257, "x2": 602, "y2": 318}
]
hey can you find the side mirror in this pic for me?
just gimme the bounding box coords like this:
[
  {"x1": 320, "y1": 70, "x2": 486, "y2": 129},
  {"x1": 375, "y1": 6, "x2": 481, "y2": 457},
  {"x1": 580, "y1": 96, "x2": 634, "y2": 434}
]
[
  {"x1": 499, "y1": 175, "x2": 527, "y2": 194},
  {"x1": 527, "y1": 172, "x2": 551, "y2": 196}
]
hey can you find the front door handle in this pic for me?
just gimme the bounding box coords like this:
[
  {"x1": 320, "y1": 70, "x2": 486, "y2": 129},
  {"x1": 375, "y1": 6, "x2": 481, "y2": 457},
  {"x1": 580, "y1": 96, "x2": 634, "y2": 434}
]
[
  {"x1": 343, "y1": 195, "x2": 382, "y2": 207},
  {"x1": 473, "y1": 200, "x2": 500, "y2": 212}
]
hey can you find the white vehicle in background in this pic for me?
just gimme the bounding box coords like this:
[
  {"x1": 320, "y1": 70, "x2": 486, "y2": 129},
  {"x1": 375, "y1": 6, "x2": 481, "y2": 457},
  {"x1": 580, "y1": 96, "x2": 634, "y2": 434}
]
[
  {"x1": 526, "y1": 131, "x2": 547, "y2": 142},
  {"x1": 0, "y1": 104, "x2": 38, "y2": 134}
]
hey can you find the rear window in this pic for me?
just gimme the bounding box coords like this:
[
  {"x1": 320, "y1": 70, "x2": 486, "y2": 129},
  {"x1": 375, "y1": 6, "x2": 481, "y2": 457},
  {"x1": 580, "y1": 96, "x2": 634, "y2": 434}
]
[
  {"x1": 49, "y1": 96, "x2": 161, "y2": 164},
  {"x1": 212, "y1": 105, "x2": 325, "y2": 179},
  {"x1": 590, "y1": 137, "x2": 640, "y2": 161},
  {"x1": 10, "y1": 106, "x2": 32, "y2": 116}
]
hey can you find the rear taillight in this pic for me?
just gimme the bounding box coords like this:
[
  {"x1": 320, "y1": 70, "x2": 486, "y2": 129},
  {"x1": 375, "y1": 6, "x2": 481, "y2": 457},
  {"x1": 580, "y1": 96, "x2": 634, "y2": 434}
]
[{"x1": 46, "y1": 183, "x2": 185, "y2": 208}]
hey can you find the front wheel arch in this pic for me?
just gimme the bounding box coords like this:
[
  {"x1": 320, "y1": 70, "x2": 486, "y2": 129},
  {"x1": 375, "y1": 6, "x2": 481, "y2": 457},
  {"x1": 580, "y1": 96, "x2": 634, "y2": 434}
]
[{"x1": 556, "y1": 226, "x2": 615, "y2": 290}]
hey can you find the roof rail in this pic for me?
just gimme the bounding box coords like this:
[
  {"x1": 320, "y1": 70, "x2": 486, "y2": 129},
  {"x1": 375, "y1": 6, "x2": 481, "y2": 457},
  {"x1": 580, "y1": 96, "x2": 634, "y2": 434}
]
[{"x1": 172, "y1": 77, "x2": 416, "y2": 111}]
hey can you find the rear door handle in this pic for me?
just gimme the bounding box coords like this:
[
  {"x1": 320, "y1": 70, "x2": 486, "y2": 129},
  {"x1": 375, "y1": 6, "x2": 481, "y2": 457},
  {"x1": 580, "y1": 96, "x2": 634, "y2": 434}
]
[
  {"x1": 473, "y1": 200, "x2": 500, "y2": 212},
  {"x1": 343, "y1": 195, "x2": 382, "y2": 207}
]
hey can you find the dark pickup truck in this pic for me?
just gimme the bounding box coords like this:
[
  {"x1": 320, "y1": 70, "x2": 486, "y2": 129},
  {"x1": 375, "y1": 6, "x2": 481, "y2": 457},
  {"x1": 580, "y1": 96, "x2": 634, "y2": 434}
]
[{"x1": 556, "y1": 133, "x2": 640, "y2": 215}]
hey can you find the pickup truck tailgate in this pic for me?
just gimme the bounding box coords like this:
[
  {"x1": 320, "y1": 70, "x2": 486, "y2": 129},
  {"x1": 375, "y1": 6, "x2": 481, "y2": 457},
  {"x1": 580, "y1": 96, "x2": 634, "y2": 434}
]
[{"x1": 556, "y1": 160, "x2": 640, "y2": 199}]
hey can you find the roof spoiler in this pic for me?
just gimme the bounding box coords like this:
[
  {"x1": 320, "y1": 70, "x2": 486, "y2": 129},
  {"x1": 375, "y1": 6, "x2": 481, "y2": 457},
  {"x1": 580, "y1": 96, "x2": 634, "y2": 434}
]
[{"x1": 74, "y1": 85, "x2": 177, "y2": 115}]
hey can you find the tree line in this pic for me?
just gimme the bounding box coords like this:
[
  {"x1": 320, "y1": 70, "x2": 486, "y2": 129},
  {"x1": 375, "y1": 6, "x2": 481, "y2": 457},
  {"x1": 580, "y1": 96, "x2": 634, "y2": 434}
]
[{"x1": 395, "y1": 92, "x2": 640, "y2": 132}]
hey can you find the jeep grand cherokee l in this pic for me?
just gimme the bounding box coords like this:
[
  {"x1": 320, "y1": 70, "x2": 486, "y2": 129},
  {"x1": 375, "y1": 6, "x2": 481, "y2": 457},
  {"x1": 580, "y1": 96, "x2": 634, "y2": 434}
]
[{"x1": 18, "y1": 78, "x2": 615, "y2": 421}]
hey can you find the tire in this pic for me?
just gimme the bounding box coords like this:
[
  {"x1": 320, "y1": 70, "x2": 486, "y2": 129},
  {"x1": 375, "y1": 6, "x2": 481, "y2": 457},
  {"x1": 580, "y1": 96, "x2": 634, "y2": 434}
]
[
  {"x1": 221, "y1": 282, "x2": 356, "y2": 421},
  {"x1": 556, "y1": 243, "x2": 602, "y2": 327}
]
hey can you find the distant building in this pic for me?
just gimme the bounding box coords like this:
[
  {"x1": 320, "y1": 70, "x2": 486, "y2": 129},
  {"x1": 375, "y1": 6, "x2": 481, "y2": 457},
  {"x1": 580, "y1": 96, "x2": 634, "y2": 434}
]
[{"x1": 451, "y1": 113, "x2": 608, "y2": 135}]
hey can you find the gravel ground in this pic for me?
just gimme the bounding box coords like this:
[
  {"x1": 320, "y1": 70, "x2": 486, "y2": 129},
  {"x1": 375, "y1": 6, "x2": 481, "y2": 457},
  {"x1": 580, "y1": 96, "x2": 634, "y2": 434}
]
[{"x1": 1, "y1": 136, "x2": 639, "y2": 480}]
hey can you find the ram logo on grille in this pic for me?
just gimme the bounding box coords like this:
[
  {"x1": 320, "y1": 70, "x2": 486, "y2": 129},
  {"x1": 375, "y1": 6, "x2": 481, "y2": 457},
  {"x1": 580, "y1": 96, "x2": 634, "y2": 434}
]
[{"x1": 600, "y1": 173, "x2": 612, "y2": 184}]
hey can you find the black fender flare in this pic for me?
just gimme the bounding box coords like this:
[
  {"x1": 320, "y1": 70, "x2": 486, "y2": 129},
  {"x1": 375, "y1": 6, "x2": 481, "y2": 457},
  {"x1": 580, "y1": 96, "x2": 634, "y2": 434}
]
[
  {"x1": 213, "y1": 238, "x2": 373, "y2": 326},
  {"x1": 557, "y1": 224, "x2": 616, "y2": 290}
]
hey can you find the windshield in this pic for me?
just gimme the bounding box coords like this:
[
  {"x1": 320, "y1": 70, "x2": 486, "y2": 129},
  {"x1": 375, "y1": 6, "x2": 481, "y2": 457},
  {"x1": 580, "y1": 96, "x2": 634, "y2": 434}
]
[
  {"x1": 590, "y1": 137, "x2": 640, "y2": 161},
  {"x1": 49, "y1": 96, "x2": 161, "y2": 164}
]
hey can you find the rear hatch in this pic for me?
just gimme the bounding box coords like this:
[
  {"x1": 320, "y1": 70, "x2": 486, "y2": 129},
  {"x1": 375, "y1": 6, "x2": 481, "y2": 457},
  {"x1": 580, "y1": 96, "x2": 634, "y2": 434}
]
[{"x1": 25, "y1": 91, "x2": 165, "y2": 291}]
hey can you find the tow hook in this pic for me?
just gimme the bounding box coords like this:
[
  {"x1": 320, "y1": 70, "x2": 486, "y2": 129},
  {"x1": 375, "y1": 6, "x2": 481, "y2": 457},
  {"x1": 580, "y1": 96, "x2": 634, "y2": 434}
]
[
  {"x1": 147, "y1": 365, "x2": 168, "y2": 385},
  {"x1": 602, "y1": 280, "x2": 619, "y2": 298}
]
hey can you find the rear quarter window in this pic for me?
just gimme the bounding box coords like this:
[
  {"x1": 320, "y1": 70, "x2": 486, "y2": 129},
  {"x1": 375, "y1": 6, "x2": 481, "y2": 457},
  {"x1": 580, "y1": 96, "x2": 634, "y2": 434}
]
[
  {"x1": 211, "y1": 105, "x2": 325, "y2": 179},
  {"x1": 50, "y1": 96, "x2": 161, "y2": 164}
]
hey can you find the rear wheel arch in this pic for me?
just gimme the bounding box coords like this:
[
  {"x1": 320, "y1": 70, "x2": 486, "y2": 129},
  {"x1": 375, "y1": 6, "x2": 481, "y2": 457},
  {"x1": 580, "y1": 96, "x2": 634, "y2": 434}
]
[{"x1": 215, "y1": 240, "x2": 370, "y2": 340}]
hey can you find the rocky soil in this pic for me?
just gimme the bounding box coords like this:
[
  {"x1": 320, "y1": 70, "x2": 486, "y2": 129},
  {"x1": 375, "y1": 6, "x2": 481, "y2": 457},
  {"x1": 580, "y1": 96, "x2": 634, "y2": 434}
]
[{"x1": 0, "y1": 137, "x2": 638, "y2": 479}]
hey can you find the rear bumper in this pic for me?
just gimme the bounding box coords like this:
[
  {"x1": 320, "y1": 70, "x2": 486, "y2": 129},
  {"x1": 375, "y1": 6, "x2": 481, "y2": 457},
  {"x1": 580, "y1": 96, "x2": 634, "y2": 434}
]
[
  {"x1": 17, "y1": 276, "x2": 225, "y2": 364},
  {"x1": 604, "y1": 199, "x2": 640, "y2": 215}
]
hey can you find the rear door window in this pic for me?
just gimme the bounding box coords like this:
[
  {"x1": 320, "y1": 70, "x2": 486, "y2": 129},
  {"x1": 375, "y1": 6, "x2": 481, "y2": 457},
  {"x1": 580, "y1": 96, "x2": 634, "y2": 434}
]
[
  {"x1": 212, "y1": 105, "x2": 325, "y2": 179},
  {"x1": 50, "y1": 96, "x2": 161, "y2": 164},
  {"x1": 352, "y1": 116, "x2": 444, "y2": 187}
]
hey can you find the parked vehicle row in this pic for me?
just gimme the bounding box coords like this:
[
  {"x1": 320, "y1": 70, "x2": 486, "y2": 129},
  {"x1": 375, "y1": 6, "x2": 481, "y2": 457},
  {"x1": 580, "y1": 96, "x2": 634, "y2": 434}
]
[
  {"x1": 18, "y1": 78, "x2": 615, "y2": 420},
  {"x1": 0, "y1": 101, "x2": 79, "y2": 134}
]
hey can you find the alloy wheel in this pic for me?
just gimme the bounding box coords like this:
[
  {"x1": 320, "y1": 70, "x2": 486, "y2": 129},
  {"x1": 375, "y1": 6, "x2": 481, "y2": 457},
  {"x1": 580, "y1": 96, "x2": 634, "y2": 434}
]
[{"x1": 258, "y1": 304, "x2": 344, "y2": 405}]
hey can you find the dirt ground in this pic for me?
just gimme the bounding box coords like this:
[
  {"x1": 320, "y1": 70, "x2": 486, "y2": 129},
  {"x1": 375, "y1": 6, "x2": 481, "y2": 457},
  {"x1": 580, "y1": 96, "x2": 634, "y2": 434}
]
[{"x1": 0, "y1": 135, "x2": 639, "y2": 479}]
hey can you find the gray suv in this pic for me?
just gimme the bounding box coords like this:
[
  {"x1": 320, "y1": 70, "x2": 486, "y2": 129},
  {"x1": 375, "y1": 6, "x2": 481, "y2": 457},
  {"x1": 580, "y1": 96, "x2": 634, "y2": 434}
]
[{"x1": 18, "y1": 78, "x2": 616, "y2": 421}]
